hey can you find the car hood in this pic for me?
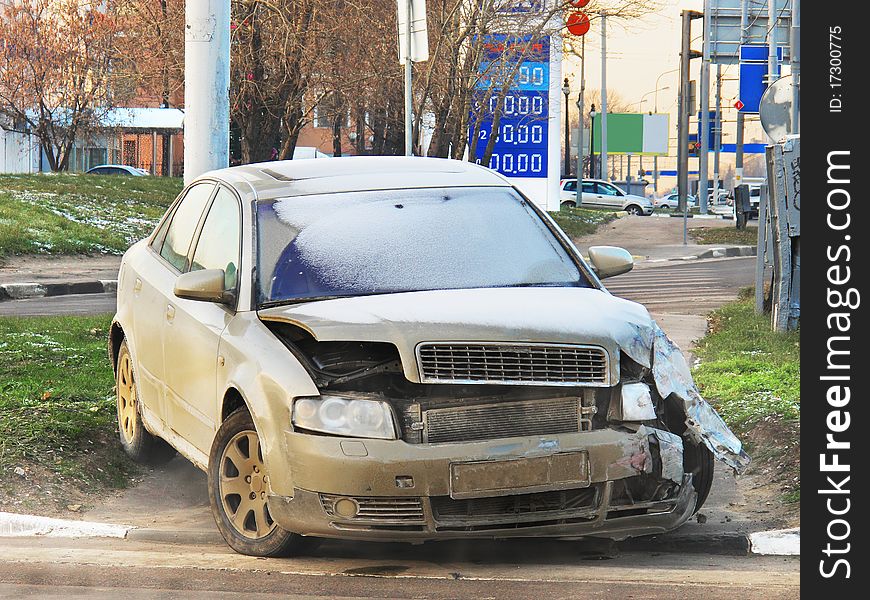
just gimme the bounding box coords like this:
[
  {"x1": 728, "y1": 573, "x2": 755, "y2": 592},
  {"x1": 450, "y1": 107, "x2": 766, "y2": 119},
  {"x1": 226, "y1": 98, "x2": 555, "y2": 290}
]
[
  {"x1": 258, "y1": 286, "x2": 749, "y2": 472},
  {"x1": 625, "y1": 194, "x2": 652, "y2": 205}
]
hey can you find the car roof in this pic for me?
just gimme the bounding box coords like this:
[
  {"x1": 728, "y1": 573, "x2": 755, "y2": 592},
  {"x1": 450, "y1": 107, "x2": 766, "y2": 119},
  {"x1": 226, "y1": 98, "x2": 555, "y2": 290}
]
[
  {"x1": 201, "y1": 157, "x2": 512, "y2": 201},
  {"x1": 88, "y1": 164, "x2": 134, "y2": 170}
]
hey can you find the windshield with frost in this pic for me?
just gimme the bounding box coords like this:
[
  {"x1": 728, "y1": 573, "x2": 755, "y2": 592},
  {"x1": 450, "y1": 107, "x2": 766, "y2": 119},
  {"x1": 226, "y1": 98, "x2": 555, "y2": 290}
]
[{"x1": 256, "y1": 187, "x2": 590, "y2": 305}]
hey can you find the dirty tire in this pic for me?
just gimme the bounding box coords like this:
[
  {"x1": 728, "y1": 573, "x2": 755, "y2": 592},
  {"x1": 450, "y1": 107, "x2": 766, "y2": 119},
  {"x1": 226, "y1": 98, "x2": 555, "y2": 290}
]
[
  {"x1": 208, "y1": 408, "x2": 315, "y2": 557},
  {"x1": 625, "y1": 205, "x2": 643, "y2": 216},
  {"x1": 684, "y1": 441, "x2": 715, "y2": 513},
  {"x1": 115, "y1": 340, "x2": 176, "y2": 465}
]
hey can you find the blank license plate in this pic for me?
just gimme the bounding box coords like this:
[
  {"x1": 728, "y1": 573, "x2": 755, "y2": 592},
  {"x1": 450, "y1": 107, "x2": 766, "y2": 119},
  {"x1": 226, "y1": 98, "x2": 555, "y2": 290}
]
[{"x1": 449, "y1": 452, "x2": 590, "y2": 499}]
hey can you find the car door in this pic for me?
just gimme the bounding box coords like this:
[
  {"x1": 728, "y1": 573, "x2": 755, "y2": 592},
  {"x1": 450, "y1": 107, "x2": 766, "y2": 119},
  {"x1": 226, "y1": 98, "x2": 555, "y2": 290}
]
[
  {"x1": 596, "y1": 182, "x2": 624, "y2": 209},
  {"x1": 162, "y1": 185, "x2": 242, "y2": 455},
  {"x1": 131, "y1": 182, "x2": 215, "y2": 425},
  {"x1": 581, "y1": 181, "x2": 600, "y2": 207},
  {"x1": 561, "y1": 180, "x2": 577, "y2": 202}
]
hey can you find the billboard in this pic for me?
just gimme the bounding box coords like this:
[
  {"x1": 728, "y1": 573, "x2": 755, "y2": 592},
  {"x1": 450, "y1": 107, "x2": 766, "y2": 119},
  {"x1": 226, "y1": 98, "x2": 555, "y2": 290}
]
[{"x1": 589, "y1": 113, "x2": 669, "y2": 156}]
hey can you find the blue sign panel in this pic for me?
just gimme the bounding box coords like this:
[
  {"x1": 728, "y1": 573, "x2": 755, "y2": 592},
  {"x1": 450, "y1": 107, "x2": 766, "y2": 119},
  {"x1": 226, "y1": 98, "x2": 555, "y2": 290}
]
[
  {"x1": 470, "y1": 35, "x2": 550, "y2": 179},
  {"x1": 738, "y1": 45, "x2": 784, "y2": 114}
]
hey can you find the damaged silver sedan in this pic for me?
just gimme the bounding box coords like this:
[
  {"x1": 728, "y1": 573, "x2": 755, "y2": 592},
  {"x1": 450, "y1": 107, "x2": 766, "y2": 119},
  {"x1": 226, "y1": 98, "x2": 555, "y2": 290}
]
[{"x1": 109, "y1": 157, "x2": 749, "y2": 557}]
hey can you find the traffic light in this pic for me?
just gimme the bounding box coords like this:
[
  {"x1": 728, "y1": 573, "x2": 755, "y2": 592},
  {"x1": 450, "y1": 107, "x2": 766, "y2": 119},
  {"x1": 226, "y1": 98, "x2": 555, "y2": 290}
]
[{"x1": 688, "y1": 141, "x2": 701, "y2": 157}]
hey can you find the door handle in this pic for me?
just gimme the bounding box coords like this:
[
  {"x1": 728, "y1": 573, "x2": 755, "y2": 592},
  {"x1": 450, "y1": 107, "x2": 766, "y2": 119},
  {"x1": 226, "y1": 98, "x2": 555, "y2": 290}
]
[
  {"x1": 166, "y1": 304, "x2": 176, "y2": 322},
  {"x1": 133, "y1": 278, "x2": 142, "y2": 293}
]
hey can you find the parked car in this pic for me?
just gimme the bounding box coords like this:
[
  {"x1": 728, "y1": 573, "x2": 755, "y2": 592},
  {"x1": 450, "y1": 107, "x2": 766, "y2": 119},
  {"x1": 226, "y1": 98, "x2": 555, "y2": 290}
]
[
  {"x1": 654, "y1": 193, "x2": 697, "y2": 211},
  {"x1": 110, "y1": 157, "x2": 748, "y2": 557},
  {"x1": 560, "y1": 179, "x2": 654, "y2": 215},
  {"x1": 86, "y1": 164, "x2": 150, "y2": 176}
]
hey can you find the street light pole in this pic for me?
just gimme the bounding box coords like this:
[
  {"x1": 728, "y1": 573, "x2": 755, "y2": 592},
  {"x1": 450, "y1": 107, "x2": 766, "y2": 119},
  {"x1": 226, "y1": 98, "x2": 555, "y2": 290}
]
[
  {"x1": 563, "y1": 78, "x2": 571, "y2": 178},
  {"x1": 575, "y1": 35, "x2": 586, "y2": 208},
  {"x1": 589, "y1": 104, "x2": 597, "y2": 179}
]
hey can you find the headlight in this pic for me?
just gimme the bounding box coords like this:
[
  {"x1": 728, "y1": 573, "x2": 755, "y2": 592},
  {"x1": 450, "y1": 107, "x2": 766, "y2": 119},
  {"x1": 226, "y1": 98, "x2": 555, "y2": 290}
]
[{"x1": 292, "y1": 395, "x2": 397, "y2": 440}]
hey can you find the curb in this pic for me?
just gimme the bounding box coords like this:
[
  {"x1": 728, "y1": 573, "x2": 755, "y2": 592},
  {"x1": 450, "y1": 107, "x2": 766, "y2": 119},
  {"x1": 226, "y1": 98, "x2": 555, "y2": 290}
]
[
  {"x1": 749, "y1": 527, "x2": 800, "y2": 556},
  {"x1": 0, "y1": 511, "x2": 131, "y2": 539},
  {"x1": 619, "y1": 532, "x2": 751, "y2": 556},
  {"x1": 0, "y1": 279, "x2": 117, "y2": 302},
  {"x1": 642, "y1": 245, "x2": 757, "y2": 265},
  {"x1": 693, "y1": 246, "x2": 757, "y2": 260}
]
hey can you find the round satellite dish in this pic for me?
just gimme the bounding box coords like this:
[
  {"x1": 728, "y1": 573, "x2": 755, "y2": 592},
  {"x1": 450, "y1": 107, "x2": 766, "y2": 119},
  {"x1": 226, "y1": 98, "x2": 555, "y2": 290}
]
[{"x1": 759, "y1": 75, "x2": 794, "y2": 142}]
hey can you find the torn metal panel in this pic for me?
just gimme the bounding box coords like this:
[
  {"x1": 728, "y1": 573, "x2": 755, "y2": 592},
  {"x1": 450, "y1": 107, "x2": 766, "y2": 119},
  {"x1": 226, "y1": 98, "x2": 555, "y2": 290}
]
[
  {"x1": 616, "y1": 321, "x2": 751, "y2": 473},
  {"x1": 640, "y1": 426, "x2": 685, "y2": 484}
]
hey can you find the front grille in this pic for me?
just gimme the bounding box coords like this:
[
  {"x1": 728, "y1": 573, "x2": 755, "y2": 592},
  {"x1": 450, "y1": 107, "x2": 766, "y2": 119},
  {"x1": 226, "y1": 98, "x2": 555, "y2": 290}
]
[
  {"x1": 424, "y1": 397, "x2": 582, "y2": 444},
  {"x1": 417, "y1": 343, "x2": 609, "y2": 386},
  {"x1": 319, "y1": 495, "x2": 425, "y2": 523},
  {"x1": 431, "y1": 487, "x2": 599, "y2": 524}
]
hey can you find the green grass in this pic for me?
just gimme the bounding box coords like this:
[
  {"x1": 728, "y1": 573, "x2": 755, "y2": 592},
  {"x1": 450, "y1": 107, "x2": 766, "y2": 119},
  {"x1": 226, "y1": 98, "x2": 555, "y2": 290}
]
[
  {"x1": 549, "y1": 206, "x2": 619, "y2": 238},
  {"x1": 690, "y1": 226, "x2": 759, "y2": 246},
  {"x1": 692, "y1": 292, "x2": 800, "y2": 435},
  {"x1": 0, "y1": 173, "x2": 181, "y2": 258},
  {"x1": 0, "y1": 314, "x2": 139, "y2": 492}
]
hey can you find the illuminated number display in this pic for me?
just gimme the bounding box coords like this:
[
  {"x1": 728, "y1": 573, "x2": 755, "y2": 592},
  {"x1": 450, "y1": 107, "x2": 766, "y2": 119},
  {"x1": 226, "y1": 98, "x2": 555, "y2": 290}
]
[{"x1": 470, "y1": 35, "x2": 549, "y2": 179}]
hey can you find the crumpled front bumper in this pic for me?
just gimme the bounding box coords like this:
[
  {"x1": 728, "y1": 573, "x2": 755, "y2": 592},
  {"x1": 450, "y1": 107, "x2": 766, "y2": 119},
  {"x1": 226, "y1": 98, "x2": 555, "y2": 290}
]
[{"x1": 267, "y1": 425, "x2": 696, "y2": 542}]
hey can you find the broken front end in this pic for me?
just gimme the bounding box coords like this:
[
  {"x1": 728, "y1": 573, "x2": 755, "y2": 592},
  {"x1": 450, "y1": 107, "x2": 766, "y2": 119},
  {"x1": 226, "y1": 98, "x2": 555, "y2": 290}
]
[{"x1": 262, "y1": 316, "x2": 749, "y2": 542}]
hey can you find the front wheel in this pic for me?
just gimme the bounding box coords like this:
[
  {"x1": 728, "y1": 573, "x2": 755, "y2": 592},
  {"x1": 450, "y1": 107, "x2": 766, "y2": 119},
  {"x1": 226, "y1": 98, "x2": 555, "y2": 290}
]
[
  {"x1": 625, "y1": 205, "x2": 643, "y2": 216},
  {"x1": 208, "y1": 408, "x2": 315, "y2": 557},
  {"x1": 683, "y1": 441, "x2": 715, "y2": 513}
]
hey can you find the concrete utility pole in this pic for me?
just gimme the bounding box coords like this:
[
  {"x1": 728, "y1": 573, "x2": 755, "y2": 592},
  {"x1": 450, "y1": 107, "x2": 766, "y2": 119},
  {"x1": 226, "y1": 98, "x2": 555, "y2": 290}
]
[
  {"x1": 713, "y1": 63, "x2": 722, "y2": 206},
  {"x1": 184, "y1": 0, "x2": 231, "y2": 184},
  {"x1": 766, "y1": 0, "x2": 779, "y2": 142},
  {"x1": 404, "y1": 0, "x2": 413, "y2": 156},
  {"x1": 791, "y1": 0, "x2": 800, "y2": 132},
  {"x1": 678, "y1": 10, "x2": 703, "y2": 244},
  {"x1": 698, "y1": 0, "x2": 711, "y2": 214},
  {"x1": 599, "y1": 12, "x2": 608, "y2": 181},
  {"x1": 734, "y1": 0, "x2": 749, "y2": 189}
]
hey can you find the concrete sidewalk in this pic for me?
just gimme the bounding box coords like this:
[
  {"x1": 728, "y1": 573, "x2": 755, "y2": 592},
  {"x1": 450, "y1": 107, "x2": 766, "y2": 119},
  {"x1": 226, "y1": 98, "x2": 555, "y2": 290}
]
[{"x1": 573, "y1": 215, "x2": 756, "y2": 268}]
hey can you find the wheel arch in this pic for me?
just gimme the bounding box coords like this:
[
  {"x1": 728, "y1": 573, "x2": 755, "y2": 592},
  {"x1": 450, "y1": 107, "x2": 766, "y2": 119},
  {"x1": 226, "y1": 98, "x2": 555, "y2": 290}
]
[
  {"x1": 108, "y1": 319, "x2": 126, "y2": 373},
  {"x1": 221, "y1": 386, "x2": 250, "y2": 423}
]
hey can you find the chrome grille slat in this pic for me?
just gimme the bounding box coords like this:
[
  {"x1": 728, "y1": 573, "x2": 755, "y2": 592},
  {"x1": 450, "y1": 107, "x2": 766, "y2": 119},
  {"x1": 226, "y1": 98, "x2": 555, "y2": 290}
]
[
  {"x1": 424, "y1": 397, "x2": 582, "y2": 444},
  {"x1": 417, "y1": 343, "x2": 609, "y2": 386}
]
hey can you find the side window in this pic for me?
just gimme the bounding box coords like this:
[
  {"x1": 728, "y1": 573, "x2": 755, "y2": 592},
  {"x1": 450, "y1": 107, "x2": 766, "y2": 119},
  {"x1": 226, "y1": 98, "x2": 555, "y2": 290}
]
[
  {"x1": 190, "y1": 187, "x2": 241, "y2": 291},
  {"x1": 564, "y1": 181, "x2": 577, "y2": 192},
  {"x1": 599, "y1": 184, "x2": 619, "y2": 196},
  {"x1": 158, "y1": 183, "x2": 215, "y2": 272},
  {"x1": 582, "y1": 182, "x2": 596, "y2": 194}
]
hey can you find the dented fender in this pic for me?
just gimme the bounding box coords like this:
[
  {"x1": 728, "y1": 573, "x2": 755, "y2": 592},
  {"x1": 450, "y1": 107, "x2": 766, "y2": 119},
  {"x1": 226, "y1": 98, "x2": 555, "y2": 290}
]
[{"x1": 617, "y1": 321, "x2": 751, "y2": 472}]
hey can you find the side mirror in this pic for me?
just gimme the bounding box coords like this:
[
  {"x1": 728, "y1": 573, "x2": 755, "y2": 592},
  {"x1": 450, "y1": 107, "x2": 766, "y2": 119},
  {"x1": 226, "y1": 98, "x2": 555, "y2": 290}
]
[
  {"x1": 174, "y1": 269, "x2": 231, "y2": 304},
  {"x1": 588, "y1": 246, "x2": 634, "y2": 279}
]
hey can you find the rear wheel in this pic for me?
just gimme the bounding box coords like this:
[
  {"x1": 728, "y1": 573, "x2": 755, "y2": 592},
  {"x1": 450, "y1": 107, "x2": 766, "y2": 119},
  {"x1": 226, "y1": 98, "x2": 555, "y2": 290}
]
[
  {"x1": 115, "y1": 340, "x2": 176, "y2": 465},
  {"x1": 208, "y1": 408, "x2": 316, "y2": 557},
  {"x1": 561, "y1": 200, "x2": 577, "y2": 209}
]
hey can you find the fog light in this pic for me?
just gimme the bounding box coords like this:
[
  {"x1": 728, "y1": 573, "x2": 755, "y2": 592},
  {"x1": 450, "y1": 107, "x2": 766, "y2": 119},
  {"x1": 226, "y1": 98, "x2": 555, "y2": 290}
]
[{"x1": 333, "y1": 498, "x2": 359, "y2": 518}]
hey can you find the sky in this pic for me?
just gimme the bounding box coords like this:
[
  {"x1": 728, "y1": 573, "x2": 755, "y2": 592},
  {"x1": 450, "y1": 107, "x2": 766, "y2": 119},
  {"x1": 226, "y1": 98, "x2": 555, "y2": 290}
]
[{"x1": 562, "y1": 0, "x2": 775, "y2": 188}]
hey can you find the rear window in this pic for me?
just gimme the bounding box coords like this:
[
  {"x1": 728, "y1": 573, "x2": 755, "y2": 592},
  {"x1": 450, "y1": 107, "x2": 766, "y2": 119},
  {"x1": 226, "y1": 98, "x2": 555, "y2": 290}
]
[{"x1": 256, "y1": 187, "x2": 590, "y2": 305}]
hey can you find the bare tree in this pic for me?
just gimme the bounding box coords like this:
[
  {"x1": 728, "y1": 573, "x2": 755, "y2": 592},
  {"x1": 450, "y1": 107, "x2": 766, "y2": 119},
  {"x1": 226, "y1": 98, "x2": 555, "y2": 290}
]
[{"x1": 0, "y1": 0, "x2": 134, "y2": 171}]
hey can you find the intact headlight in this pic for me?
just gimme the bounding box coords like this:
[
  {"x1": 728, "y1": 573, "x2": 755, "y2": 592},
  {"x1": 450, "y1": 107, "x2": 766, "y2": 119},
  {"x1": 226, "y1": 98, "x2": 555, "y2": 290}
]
[{"x1": 292, "y1": 395, "x2": 397, "y2": 440}]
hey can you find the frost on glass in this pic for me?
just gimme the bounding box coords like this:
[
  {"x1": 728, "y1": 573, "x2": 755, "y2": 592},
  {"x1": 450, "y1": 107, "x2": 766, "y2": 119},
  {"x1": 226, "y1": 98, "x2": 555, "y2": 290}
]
[{"x1": 258, "y1": 188, "x2": 587, "y2": 302}]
